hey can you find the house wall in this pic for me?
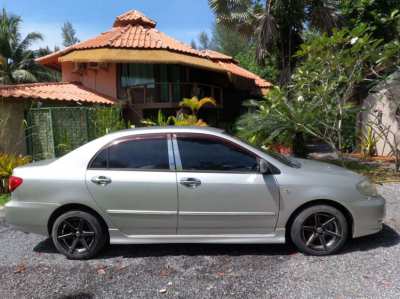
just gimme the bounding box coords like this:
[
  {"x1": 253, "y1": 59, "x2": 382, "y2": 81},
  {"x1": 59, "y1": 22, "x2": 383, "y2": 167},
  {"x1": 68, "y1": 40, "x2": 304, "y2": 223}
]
[
  {"x1": 0, "y1": 99, "x2": 27, "y2": 155},
  {"x1": 62, "y1": 62, "x2": 118, "y2": 98},
  {"x1": 361, "y1": 71, "x2": 400, "y2": 156}
]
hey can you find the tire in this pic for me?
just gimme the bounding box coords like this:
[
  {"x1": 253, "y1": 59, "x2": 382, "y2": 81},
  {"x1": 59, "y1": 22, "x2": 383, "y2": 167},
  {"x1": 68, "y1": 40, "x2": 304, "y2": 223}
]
[
  {"x1": 51, "y1": 210, "x2": 107, "y2": 260},
  {"x1": 290, "y1": 205, "x2": 348, "y2": 256}
]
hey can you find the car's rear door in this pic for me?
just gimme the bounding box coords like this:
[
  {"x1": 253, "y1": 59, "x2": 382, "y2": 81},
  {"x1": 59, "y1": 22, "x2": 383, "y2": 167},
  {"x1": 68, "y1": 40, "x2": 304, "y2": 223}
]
[
  {"x1": 86, "y1": 134, "x2": 178, "y2": 236},
  {"x1": 173, "y1": 133, "x2": 279, "y2": 235}
]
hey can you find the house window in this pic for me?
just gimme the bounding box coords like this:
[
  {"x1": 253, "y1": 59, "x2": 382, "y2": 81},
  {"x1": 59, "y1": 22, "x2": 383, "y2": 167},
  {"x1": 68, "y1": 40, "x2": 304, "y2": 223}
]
[
  {"x1": 118, "y1": 64, "x2": 184, "y2": 101},
  {"x1": 120, "y1": 64, "x2": 155, "y2": 88}
]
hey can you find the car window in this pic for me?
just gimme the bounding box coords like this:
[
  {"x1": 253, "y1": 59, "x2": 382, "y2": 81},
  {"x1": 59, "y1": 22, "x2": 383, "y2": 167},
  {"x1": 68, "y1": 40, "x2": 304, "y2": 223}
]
[
  {"x1": 90, "y1": 136, "x2": 170, "y2": 170},
  {"x1": 90, "y1": 147, "x2": 108, "y2": 169},
  {"x1": 177, "y1": 135, "x2": 259, "y2": 172}
]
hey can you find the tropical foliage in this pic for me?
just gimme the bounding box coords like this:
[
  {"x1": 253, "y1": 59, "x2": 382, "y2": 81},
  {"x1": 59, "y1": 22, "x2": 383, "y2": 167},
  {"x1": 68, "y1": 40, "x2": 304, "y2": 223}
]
[
  {"x1": 236, "y1": 24, "x2": 400, "y2": 156},
  {"x1": 0, "y1": 9, "x2": 54, "y2": 84},
  {"x1": 0, "y1": 153, "x2": 31, "y2": 193},
  {"x1": 142, "y1": 97, "x2": 216, "y2": 127},
  {"x1": 209, "y1": 0, "x2": 342, "y2": 83}
]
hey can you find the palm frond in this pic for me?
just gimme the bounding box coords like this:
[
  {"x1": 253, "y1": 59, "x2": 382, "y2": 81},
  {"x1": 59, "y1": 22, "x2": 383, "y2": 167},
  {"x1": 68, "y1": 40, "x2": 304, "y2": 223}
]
[
  {"x1": 256, "y1": 11, "x2": 279, "y2": 64},
  {"x1": 12, "y1": 69, "x2": 37, "y2": 83},
  {"x1": 197, "y1": 97, "x2": 217, "y2": 109},
  {"x1": 307, "y1": 0, "x2": 342, "y2": 33},
  {"x1": 15, "y1": 32, "x2": 43, "y2": 54}
]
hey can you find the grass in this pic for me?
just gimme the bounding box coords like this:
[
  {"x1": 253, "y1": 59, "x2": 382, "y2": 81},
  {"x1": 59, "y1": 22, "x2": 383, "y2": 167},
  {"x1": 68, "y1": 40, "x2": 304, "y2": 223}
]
[
  {"x1": 0, "y1": 194, "x2": 10, "y2": 206},
  {"x1": 322, "y1": 159, "x2": 400, "y2": 183}
]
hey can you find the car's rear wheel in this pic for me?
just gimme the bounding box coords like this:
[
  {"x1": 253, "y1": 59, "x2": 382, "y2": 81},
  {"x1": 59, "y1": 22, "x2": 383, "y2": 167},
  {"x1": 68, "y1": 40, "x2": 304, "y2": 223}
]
[
  {"x1": 51, "y1": 210, "x2": 106, "y2": 259},
  {"x1": 290, "y1": 205, "x2": 348, "y2": 256}
]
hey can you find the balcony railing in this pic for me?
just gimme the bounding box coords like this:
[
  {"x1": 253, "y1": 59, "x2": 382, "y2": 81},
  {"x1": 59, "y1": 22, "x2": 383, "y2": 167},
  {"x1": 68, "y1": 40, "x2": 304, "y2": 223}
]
[{"x1": 126, "y1": 82, "x2": 223, "y2": 106}]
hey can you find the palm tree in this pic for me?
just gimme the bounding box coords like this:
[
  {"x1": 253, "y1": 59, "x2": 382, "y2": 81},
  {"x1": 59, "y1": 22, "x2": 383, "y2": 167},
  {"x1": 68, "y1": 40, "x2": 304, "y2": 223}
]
[
  {"x1": 0, "y1": 9, "x2": 51, "y2": 84},
  {"x1": 209, "y1": 0, "x2": 341, "y2": 84}
]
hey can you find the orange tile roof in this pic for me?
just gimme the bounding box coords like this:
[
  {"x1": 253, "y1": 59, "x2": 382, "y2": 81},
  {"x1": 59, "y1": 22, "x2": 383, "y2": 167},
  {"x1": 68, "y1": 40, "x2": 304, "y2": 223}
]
[
  {"x1": 218, "y1": 62, "x2": 272, "y2": 88},
  {"x1": 113, "y1": 10, "x2": 157, "y2": 28},
  {"x1": 36, "y1": 10, "x2": 272, "y2": 91},
  {"x1": 0, "y1": 82, "x2": 116, "y2": 105}
]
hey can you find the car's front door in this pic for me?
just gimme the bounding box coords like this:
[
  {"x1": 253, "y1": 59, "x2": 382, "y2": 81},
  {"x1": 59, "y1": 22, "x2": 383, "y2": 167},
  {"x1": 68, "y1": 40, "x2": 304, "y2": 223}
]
[
  {"x1": 173, "y1": 133, "x2": 280, "y2": 235},
  {"x1": 86, "y1": 134, "x2": 178, "y2": 236}
]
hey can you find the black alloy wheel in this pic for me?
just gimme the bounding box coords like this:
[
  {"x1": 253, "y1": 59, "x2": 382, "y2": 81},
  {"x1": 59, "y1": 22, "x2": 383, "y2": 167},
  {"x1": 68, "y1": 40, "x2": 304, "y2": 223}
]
[
  {"x1": 290, "y1": 205, "x2": 348, "y2": 256},
  {"x1": 52, "y1": 211, "x2": 107, "y2": 259}
]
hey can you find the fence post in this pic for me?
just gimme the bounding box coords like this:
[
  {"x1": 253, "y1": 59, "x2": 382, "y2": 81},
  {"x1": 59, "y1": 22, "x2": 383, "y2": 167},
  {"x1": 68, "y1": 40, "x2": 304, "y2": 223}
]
[{"x1": 48, "y1": 108, "x2": 56, "y2": 158}]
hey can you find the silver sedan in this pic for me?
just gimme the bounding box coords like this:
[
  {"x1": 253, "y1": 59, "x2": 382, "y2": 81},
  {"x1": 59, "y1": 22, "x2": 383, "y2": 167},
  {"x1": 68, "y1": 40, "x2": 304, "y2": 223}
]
[{"x1": 5, "y1": 127, "x2": 385, "y2": 259}]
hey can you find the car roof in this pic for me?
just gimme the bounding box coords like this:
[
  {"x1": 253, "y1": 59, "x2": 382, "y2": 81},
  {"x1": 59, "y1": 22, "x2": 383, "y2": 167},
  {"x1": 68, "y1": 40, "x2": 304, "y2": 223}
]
[{"x1": 111, "y1": 126, "x2": 225, "y2": 136}]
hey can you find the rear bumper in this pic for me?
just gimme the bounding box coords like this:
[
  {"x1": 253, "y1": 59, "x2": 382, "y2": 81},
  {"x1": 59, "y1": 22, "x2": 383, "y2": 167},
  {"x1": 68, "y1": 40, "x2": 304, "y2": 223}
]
[
  {"x1": 350, "y1": 195, "x2": 385, "y2": 238},
  {"x1": 4, "y1": 200, "x2": 59, "y2": 236}
]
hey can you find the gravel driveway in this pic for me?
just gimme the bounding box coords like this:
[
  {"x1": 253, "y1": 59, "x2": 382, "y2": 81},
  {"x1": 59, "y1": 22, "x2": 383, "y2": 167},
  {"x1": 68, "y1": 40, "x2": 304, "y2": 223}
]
[{"x1": 0, "y1": 184, "x2": 399, "y2": 299}]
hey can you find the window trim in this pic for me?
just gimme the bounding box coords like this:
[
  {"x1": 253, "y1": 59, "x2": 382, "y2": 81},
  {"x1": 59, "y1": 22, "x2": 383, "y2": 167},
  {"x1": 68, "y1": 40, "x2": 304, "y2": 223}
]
[
  {"x1": 87, "y1": 133, "x2": 175, "y2": 172},
  {"x1": 172, "y1": 133, "x2": 262, "y2": 174}
]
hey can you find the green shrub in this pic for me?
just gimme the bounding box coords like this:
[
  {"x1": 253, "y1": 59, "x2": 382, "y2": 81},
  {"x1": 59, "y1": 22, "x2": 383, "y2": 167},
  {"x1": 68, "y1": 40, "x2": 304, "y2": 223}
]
[{"x1": 0, "y1": 153, "x2": 31, "y2": 192}]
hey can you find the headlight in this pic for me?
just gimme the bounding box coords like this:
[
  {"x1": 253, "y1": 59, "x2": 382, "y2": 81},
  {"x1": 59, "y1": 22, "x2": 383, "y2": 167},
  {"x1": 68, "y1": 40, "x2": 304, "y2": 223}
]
[{"x1": 356, "y1": 179, "x2": 378, "y2": 197}]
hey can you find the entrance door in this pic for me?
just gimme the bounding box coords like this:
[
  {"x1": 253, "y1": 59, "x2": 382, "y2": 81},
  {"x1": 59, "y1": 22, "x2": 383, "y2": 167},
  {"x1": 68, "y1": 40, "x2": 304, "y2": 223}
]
[
  {"x1": 86, "y1": 134, "x2": 178, "y2": 236},
  {"x1": 174, "y1": 133, "x2": 279, "y2": 235}
]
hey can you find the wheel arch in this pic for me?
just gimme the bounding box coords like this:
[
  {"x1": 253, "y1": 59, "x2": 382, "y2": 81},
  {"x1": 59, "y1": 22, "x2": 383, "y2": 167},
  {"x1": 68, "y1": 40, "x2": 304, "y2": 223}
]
[
  {"x1": 285, "y1": 199, "x2": 354, "y2": 241},
  {"x1": 47, "y1": 203, "x2": 109, "y2": 238}
]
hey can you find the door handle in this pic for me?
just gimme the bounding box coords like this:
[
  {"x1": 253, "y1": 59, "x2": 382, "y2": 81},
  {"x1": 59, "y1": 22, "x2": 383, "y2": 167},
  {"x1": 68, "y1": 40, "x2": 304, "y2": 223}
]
[
  {"x1": 180, "y1": 177, "x2": 201, "y2": 188},
  {"x1": 91, "y1": 176, "x2": 112, "y2": 186}
]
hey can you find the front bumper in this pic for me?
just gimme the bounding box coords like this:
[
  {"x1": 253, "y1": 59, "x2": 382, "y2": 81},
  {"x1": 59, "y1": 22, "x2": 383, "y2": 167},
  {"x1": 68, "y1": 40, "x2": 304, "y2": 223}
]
[
  {"x1": 350, "y1": 195, "x2": 385, "y2": 238},
  {"x1": 5, "y1": 200, "x2": 59, "y2": 236}
]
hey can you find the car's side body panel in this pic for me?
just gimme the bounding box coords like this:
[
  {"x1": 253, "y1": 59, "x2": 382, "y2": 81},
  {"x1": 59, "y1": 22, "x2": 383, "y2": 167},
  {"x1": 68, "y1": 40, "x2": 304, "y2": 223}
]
[
  {"x1": 86, "y1": 169, "x2": 178, "y2": 235},
  {"x1": 176, "y1": 172, "x2": 279, "y2": 234}
]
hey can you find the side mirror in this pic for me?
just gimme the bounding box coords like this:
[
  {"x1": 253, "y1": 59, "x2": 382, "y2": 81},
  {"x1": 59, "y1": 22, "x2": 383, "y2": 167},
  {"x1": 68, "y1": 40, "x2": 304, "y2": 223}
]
[{"x1": 259, "y1": 159, "x2": 280, "y2": 175}]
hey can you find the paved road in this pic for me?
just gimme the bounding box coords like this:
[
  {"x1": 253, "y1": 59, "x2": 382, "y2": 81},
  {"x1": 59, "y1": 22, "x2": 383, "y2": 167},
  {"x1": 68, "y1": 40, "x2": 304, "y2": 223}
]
[{"x1": 0, "y1": 184, "x2": 399, "y2": 298}]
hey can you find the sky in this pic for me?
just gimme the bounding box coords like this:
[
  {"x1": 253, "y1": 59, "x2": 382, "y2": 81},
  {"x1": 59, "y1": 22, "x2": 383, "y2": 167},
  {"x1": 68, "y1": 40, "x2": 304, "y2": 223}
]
[{"x1": 1, "y1": 0, "x2": 215, "y2": 49}]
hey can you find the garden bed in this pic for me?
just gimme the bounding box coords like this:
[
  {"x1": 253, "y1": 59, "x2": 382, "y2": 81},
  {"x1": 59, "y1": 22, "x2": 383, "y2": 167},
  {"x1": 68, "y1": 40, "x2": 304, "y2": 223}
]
[{"x1": 319, "y1": 158, "x2": 400, "y2": 183}]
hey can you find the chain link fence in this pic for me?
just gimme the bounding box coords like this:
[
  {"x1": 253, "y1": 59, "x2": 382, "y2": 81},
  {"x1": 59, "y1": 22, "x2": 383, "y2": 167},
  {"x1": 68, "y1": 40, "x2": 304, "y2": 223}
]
[{"x1": 26, "y1": 107, "x2": 126, "y2": 160}]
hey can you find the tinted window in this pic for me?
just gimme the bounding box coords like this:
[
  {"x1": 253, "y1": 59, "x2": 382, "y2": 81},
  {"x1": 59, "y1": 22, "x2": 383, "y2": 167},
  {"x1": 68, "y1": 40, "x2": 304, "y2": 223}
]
[
  {"x1": 177, "y1": 136, "x2": 258, "y2": 172},
  {"x1": 90, "y1": 148, "x2": 108, "y2": 169},
  {"x1": 90, "y1": 137, "x2": 170, "y2": 170}
]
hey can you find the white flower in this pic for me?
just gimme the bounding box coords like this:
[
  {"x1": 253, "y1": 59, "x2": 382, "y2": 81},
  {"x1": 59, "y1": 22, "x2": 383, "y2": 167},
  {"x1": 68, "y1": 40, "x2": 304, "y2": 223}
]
[{"x1": 350, "y1": 37, "x2": 359, "y2": 45}]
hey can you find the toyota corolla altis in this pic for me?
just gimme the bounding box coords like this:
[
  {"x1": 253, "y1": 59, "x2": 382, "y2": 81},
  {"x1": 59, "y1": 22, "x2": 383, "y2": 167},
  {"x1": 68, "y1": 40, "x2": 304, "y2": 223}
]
[{"x1": 5, "y1": 127, "x2": 385, "y2": 259}]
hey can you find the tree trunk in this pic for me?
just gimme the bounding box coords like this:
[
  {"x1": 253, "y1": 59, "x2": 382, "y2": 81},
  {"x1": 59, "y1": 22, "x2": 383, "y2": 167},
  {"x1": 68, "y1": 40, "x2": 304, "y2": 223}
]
[{"x1": 293, "y1": 132, "x2": 308, "y2": 158}]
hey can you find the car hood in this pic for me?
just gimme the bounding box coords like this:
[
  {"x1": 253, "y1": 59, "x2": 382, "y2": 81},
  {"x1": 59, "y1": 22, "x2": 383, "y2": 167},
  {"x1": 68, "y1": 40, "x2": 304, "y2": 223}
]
[{"x1": 294, "y1": 158, "x2": 361, "y2": 178}]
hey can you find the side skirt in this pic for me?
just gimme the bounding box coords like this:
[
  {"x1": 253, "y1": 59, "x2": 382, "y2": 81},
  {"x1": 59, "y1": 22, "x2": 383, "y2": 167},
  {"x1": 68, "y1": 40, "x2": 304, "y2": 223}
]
[{"x1": 109, "y1": 228, "x2": 286, "y2": 244}]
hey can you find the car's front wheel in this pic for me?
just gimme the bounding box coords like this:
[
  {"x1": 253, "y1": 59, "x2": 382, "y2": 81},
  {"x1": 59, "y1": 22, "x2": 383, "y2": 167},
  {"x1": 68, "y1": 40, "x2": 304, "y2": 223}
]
[
  {"x1": 290, "y1": 205, "x2": 348, "y2": 256},
  {"x1": 51, "y1": 210, "x2": 107, "y2": 259}
]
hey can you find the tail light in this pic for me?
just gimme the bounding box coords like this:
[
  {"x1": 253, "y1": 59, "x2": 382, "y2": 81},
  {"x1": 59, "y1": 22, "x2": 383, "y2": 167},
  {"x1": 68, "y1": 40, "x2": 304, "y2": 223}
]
[{"x1": 8, "y1": 176, "x2": 23, "y2": 192}]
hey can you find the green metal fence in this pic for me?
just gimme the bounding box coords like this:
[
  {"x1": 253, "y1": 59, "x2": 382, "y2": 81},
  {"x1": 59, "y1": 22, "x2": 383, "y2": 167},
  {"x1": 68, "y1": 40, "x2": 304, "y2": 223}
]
[{"x1": 26, "y1": 107, "x2": 126, "y2": 160}]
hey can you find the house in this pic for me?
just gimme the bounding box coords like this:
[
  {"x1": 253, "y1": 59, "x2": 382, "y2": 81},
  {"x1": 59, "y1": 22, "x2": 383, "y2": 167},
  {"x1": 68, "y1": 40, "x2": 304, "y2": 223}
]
[
  {"x1": 0, "y1": 9, "x2": 272, "y2": 156},
  {"x1": 35, "y1": 10, "x2": 272, "y2": 125},
  {"x1": 0, "y1": 83, "x2": 115, "y2": 155}
]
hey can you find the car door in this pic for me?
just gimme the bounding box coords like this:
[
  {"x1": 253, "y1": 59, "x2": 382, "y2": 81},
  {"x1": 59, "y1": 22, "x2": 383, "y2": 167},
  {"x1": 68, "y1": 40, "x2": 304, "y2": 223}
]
[
  {"x1": 86, "y1": 134, "x2": 178, "y2": 236},
  {"x1": 173, "y1": 133, "x2": 280, "y2": 235}
]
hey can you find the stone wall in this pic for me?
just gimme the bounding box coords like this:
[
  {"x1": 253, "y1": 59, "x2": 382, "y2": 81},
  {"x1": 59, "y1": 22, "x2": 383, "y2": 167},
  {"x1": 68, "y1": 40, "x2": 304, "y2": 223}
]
[
  {"x1": 361, "y1": 71, "x2": 400, "y2": 156},
  {"x1": 0, "y1": 99, "x2": 27, "y2": 155}
]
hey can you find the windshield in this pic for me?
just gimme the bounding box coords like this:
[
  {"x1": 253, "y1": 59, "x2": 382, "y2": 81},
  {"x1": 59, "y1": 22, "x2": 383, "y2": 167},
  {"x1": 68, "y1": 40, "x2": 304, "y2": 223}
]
[{"x1": 260, "y1": 148, "x2": 301, "y2": 168}]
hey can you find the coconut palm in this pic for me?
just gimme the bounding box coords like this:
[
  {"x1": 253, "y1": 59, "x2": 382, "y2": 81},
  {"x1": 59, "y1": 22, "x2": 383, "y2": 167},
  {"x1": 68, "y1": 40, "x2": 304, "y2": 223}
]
[
  {"x1": 0, "y1": 9, "x2": 51, "y2": 84},
  {"x1": 209, "y1": 0, "x2": 341, "y2": 84}
]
